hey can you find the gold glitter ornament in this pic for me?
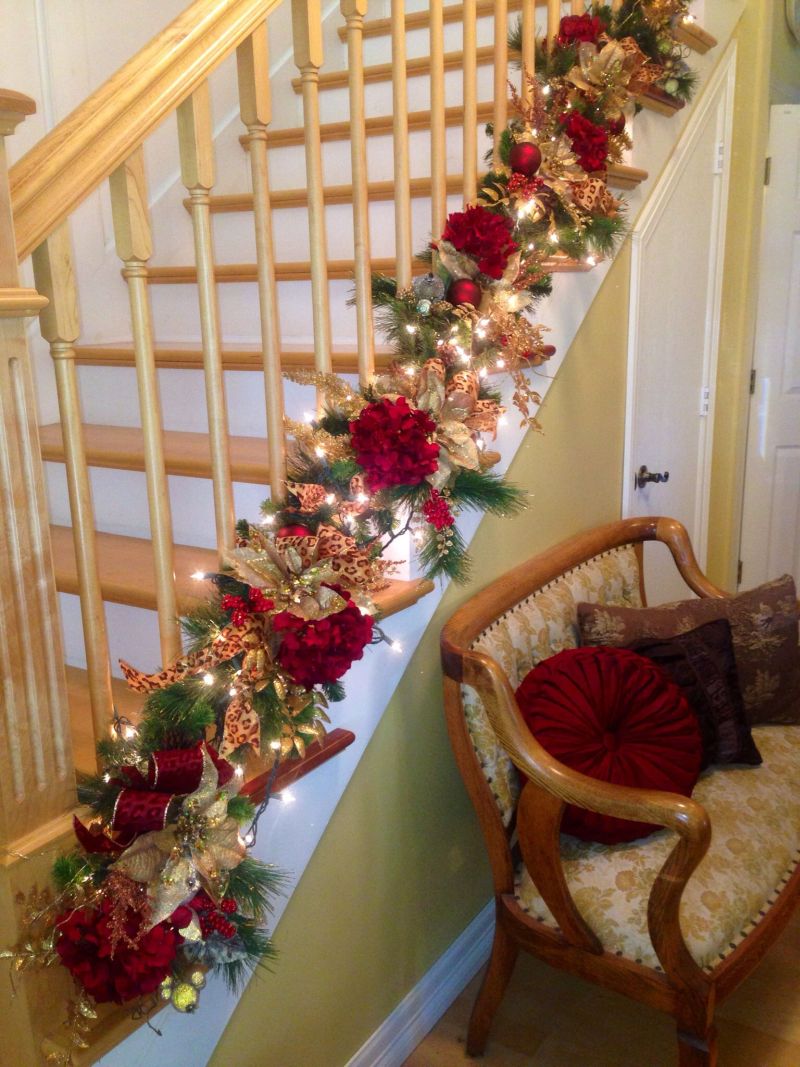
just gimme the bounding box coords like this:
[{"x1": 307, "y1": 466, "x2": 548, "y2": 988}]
[{"x1": 171, "y1": 981, "x2": 200, "y2": 1013}]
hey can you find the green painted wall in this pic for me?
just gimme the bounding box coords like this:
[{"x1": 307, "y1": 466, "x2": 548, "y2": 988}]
[
  {"x1": 212, "y1": 242, "x2": 632, "y2": 1067},
  {"x1": 770, "y1": 4, "x2": 800, "y2": 104}
]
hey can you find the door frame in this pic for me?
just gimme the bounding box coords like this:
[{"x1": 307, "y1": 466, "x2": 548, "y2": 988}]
[{"x1": 622, "y1": 41, "x2": 737, "y2": 568}]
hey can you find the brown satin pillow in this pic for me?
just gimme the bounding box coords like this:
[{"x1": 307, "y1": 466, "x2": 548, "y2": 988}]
[
  {"x1": 625, "y1": 619, "x2": 762, "y2": 767},
  {"x1": 578, "y1": 574, "x2": 800, "y2": 726}
]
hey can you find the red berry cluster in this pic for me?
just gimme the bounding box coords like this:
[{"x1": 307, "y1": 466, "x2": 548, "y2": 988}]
[
  {"x1": 507, "y1": 172, "x2": 544, "y2": 201},
  {"x1": 422, "y1": 489, "x2": 455, "y2": 531},
  {"x1": 192, "y1": 891, "x2": 238, "y2": 940},
  {"x1": 221, "y1": 585, "x2": 274, "y2": 626}
]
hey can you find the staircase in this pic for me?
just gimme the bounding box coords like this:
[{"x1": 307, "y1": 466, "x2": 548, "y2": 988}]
[{"x1": 0, "y1": 0, "x2": 728, "y2": 1062}]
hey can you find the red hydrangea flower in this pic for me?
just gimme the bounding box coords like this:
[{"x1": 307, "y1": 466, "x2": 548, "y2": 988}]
[
  {"x1": 349, "y1": 396, "x2": 440, "y2": 492},
  {"x1": 557, "y1": 13, "x2": 603, "y2": 46},
  {"x1": 273, "y1": 589, "x2": 374, "y2": 689},
  {"x1": 55, "y1": 899, "x2": 182, "y2": 1004},
  {"x1": 440, "y1": 204, "x2": 518, "y2": 279},
  {"x1": 560, "y1": 111, "x2": 609, "y2": 173}
]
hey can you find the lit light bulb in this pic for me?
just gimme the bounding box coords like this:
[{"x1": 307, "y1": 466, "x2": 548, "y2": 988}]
[
  {"x1": 405, "y1": 366, "x2": 416, "y2": 377},
  {"x1": 228, "y1": 687, "x2": 237, "y2": 698},
  {"x1": 478, "y1": 367, "x2": 488, "y2": 379},
  {"x1": 436, "y1": 339, "x2": 444, "y2": 348},
  {"x1": 261, "y1": 514, "x2": 275, "y2": 526},
  {"x1": 390, "y1": 640, "x2": 403, "y2": 654},
  {"x1": 235, "y1": 765, "x2": 245, "y2": 779},
  {"x1": 191, "y1": 570, "x2": 206, "y2": 581},
  {"x1": 123, "y1": 725, "x2": 137, "y2": 740},
  {"x1": 682, "y1": 13, "x2": 695, "y2": 23},
  {"x1": 203, "y1": 672, "x2": 215, "y2": 686},
  {"x1": 527, "y1": 242, "x2": 534, "y2": 251},
  {"x1": 303, "y1": 410, "x2": 314, "y2": 423},
  {"x1": 325, "y1": 493, "x2": 336, "y2": 505},
  {"x1": 585, "y1": 255, "x2": 597, "y2": 267},
  {"x1": 496, "y1": 358, "x2": 505, "y2": 369},
  {"x1": 103, "y1": 773, "x2": 111, "y2": 783},
  {"x1": 356, "y1": 492, "x2": 369, "y2": 503},
  {"x1": 244, "y1": 831, "x2": 255, "y2": 846},
  {"x1": 282, "y1": 789, "x2": 296, "y2": 805},
  {"x1": 270, "y1": 739, "x2": 281, "y2": 751},
  {"x1": 315, "y1": 446, "x2": 326, "y2": 458},
  {"x1": 549, "y1": 232, "x2": 559, "y2": 244},
  {"x1": 542, "y1": 85, "x2": 551, "y2": 96},
  {"x1": 476, "y1": 328, "x2": 486, "y2": 339},
  {"x1": 405, "y1": 324, "x2": 417, "y2": 334},
  {"x1": 499, "y1": 415, "x2": 509, "y2": 427},
  {"x1": 479, "y1": 318, "x2": 489, "y2": 327}
]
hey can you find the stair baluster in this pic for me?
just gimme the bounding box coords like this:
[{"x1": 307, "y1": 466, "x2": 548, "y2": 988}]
[
  {"x1": 429, "y1": 0, "x2": 447, "y2": 237},
  {"x1": 32, "y1": 224, "x2": 114, "y2": 757},
  {"x1": 340, "y1": 0, "x2": 376, "y2": 385},
  {"x1": 178, "y1": 83, "x2": 236, "y2": 557},
  {"x1": 237, "y1": 24, "x2": 288, "y2": 498},
  {"x1": 493, "y1": 0, "x2": 509, "y2": 168},
  {"x1": 547, "y1": 0, "x2": 561, "y2": 47},
  {"x1": 391, "y1": 0, "x2": 413, "y2": 288},
  {"x1": 462, "y1": 0, "x2": 478, "y2": 202},
  {"x1": 291, "y1": 0, "x2": 333, "y2": 402},
  {"x1": 521, "y1": 0, "x2": 536, "y2": 105},
  {"x1": 110, "y1": 149, "x2": 182, "y2": 663}
]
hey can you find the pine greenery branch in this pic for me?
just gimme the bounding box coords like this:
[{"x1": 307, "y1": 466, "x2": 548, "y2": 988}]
[
  {"x1": 226, "y1": 857, "x2": 287, "y2": 920},
  {"x1": 137, "y1": 683, "x2": 216, "y2": 755},
  {"x1": 95, "y1": 734, "x2": 137, "y2": 769},
  {"x1": 181, "y1": 597, "x2": 229, "y2": 653},
  {"x1": 76, "y1": 772, "x2": 122, "y2": 821},
  {"x1": 322, "y1": 680, "x2": 346, "y2": 702},
  {"x1": 52, "y1": 851, "x2": 93, "y2": 892},
  {"x1": 227, "y1": 795, "x2": 256, "y2": 824},
  {"x1": 451, "y1": 468, "x2": 528, "y2": 516},
  {"x1": 418, "y1": 523, "x2": 471, "y2": 583},
  {"x1": 220, "y1": 922, "x2": 277, "y2": 993}
]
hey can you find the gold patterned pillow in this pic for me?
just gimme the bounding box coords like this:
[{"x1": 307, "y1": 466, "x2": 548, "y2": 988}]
[{"x1": 578, "y1": 575, "x2": 800, "y2": 725}]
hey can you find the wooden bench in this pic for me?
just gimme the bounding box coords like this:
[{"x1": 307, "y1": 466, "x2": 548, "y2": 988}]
[{"x1": 440, "y1": 516, "x2": 800, "y2": 1065}]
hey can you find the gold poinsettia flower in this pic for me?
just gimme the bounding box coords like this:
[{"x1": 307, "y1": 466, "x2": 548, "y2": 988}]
[{"x1": 114, "y1": 746, "x2": 246, "y2": 928}]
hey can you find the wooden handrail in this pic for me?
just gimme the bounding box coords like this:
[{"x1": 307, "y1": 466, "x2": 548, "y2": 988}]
[{"x1": 9, "y1": 0, "x2": 283, "y2": 261}]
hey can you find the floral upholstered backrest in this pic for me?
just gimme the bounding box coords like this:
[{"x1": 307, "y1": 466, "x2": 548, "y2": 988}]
[{"x1": 461, "y1": 545, "x2": 643, "y2": 825}]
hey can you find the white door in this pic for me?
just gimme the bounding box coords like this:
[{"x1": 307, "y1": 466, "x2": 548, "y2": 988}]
[
  {"x1": 739, "y1": 105, "x2": 800, "y2": 591},
  {"x1": 623, "y1": 47, "x2": 736, "y2": 605}
]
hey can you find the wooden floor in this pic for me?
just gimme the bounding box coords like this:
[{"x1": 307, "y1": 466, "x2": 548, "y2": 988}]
[{"x1": 403, "y1": 911, "x2": 800, "y2": 1066}]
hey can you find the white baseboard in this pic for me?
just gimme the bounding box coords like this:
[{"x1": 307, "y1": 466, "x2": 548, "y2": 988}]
[{"x1": 345, "y1": 900, "x2": 495, "y2": 1067}]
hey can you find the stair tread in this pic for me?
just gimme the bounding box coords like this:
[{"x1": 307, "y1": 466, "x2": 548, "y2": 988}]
[
  {"x1": 203, "y1": 163, "x2": 647, "y2": 215},
  {"x1": 147, "y1": 254, "x2": 589, "y2": 286},
  {"x1": 40, "y1": 422, "x2": 272, "y2": 483},
  {"x1": 291, "y1": 45, "x2": 495, "y2": 94},
  {"x1": 50, "y1": 524, "x2": 434, "y2": 618},
  {"x1": 338, "y1": 0, "x2": 524, "y2": 40},
  {"x1": 72, "y1": 343, "x2": 394, "y2": 372}
]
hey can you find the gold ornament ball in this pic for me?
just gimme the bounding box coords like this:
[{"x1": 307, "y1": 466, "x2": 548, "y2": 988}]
[
  {"x1": 171, "y1": 981, "x2": 200, "y2": 1013},
  {"x1": 190, "y1": 970, "x2": 207, "y2": 989}
]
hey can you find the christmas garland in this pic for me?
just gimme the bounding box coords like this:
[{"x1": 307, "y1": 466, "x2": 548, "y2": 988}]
[{"x1": 2, "y1": 0, "x2": 707, "y2": 1053}]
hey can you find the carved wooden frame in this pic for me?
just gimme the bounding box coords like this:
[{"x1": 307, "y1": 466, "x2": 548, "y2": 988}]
[{"x1": 440, "y1": 515, "x2": 800, "y2": 1066}]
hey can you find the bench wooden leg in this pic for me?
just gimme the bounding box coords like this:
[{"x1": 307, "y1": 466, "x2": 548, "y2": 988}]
[
  {"x1": 466, "y1": 922, "x2": 518, "y2": 1057},
  {"x1": 677, "y1": 1024, "x2": 718, "y2": 1066}
]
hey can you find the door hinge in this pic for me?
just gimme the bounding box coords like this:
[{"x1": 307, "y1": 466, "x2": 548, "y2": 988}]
[
  {"x1": 749, "y1": 367, "x2": 756, "y2": 395},
  {"x1": 737, "y1": 559, "x2": 743, "y2": 586},
  {"x1": 714, "y1": 141, "x2": 725, "y2": 174},
  {"x1": 764, "y1": 156, "x2": 772, "y2": 185},
  {"x1": 700, "y1": 385, "x2": 710, "y2": 416}
]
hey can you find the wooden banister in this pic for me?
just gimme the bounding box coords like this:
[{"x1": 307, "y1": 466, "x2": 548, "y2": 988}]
[{"x1": 9, "y1": 0, "x2": 283, "y2": 261}]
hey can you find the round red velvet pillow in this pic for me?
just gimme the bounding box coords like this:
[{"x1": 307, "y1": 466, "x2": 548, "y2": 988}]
[{"x1": 515, "y1": 646, "x2": 703, "y2": 845}]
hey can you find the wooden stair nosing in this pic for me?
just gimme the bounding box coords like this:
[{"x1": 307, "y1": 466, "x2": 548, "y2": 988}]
[
  {"x1": 199, "y1": 163, "x2": 647, "y2": 217},
  {"x1": 72, "y1": 344, "x2": 393, "y2": 373},
  {"x1": 291, "y1": 45, "x2": 495, "y2": 94},
  {"x1": 39, "y1": 422, "x2": 272, "y2": 484},
  {"x1": 50, "y1": 523, "x2": 434, "y2": 618},
  {"x1": 338, "y1": 0, "x2": 524, "y2": 40},
  {"x1": 673, "y1": 21, "x2": 717, "y2": 54},
  {"x1": 243, "y1": 101, "x2": 496, "y2": 150},
  {"x1": 146, "y1": 254, "x2": 590, "y2": 287},
  {"x1": 637, "y1": 85, "x2": 686, "y2": 116}
]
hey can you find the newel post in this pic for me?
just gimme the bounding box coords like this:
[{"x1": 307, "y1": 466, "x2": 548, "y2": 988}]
[
  {"x1": 0, "y1": 91, "x2": 75, "y2": 846},
  {"x1": 0, "y1": 89, "x2": 78, "y2": 1066}
]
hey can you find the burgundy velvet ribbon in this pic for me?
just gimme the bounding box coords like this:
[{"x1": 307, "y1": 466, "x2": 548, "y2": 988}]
[{"x1": 110, "y1": 742, "x2": 233, "y2": 837}]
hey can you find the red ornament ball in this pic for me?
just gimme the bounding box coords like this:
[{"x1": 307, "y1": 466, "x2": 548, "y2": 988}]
[
  {"x1": 508, "y1": 141, "x2": 542, "y2": 177},
  {"x1": 277, "y1": 524, "x2": 312, "y2": 538},
  {"x1": 607, "y1": 112, "x2": 626, "y2": 136},
  {"x1": 447, "y1": 278, "x2": 483, "y2": 308}
]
